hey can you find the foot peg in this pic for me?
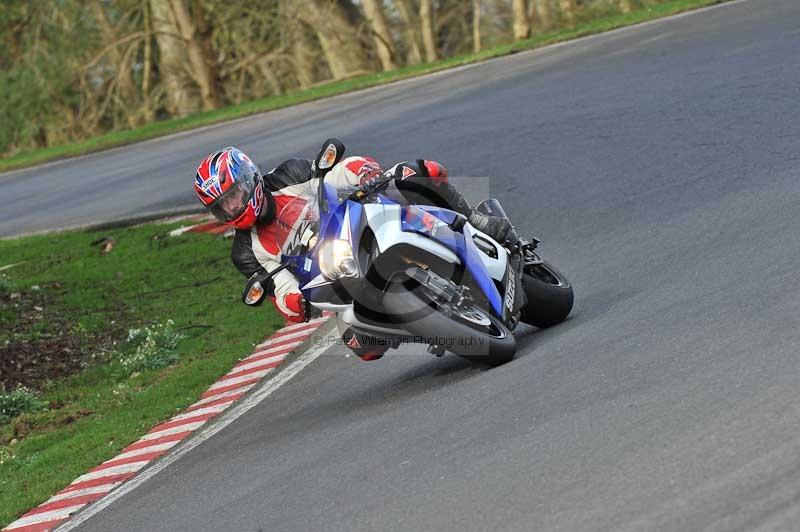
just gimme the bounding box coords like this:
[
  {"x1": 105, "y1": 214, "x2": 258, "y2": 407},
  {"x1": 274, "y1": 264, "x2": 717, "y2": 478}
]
[{"x1": 427, "y1": 344, "x2": 446, "y2": 357}]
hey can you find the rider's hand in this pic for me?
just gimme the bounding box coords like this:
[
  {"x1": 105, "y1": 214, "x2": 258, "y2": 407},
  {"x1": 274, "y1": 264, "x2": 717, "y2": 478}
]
[
  {"x1": 356, "y1": 161, "x2": 382, "y2": 184},
  {"x1": 357, "y1": 169, "x2": 394, "y2": 197},
  {"x1": 273, "y1": 292, "x2": 307, "y2": 323},
  {"x1": 359, "y1": 177, "x2": 382, "y2": 195}
]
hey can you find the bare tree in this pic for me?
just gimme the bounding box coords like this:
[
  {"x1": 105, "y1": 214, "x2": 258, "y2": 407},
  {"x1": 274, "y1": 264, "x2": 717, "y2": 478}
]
[
  {"x1": 433, "y1": 1, "x2": 472, "y2": 57},
  {"x1": 167, "y1": 0, "x2": 221, "y2": 111},
  {"x1": 534, "y1": 0, "x2": 552, "y2": 30},
  {"x1": 149, "y1": 0, "x2": 199, "y2": 116},
  {"x1": 559, "y1": 0, "x2": 576, "y2": 27},
  {"x1": 362, "y1": 0, "x2": 397, "y2": 71},
  {"x1": 291, "y1": 22, "x2": 316, "y2": 89},
  {"x1": 420, "y1": 0, "x2": 437, "y2": 61},
  {"x1": 298, "y1": 0, "x2": 372, "y2": 79},
  {"x1": 472, "y1": 0, "x2": 481, "y2": 53},
  {"x1": 141, "y1": 1, "x2": 155, "y2": 122},
  {"x1": 396, "y1": 0, "x2": 423, "y2": 65},
  {"x1": 89, "y1": 0, "x2": 139, "y2": 127},
  {"x1": 512, "y1": 0, "x2": 530, "y2": 40}
]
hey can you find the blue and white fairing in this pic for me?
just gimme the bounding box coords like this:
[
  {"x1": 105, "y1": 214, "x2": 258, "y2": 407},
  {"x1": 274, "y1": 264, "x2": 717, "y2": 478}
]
[{"x1": 291, "y1": 182, "x2": 511, "y2": 319}]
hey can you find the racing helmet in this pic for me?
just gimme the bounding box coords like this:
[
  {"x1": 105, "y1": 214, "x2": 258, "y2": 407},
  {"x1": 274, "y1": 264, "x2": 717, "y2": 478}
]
[{"x1": 194, "y1": 147, "x2": 275, "y2": 229}]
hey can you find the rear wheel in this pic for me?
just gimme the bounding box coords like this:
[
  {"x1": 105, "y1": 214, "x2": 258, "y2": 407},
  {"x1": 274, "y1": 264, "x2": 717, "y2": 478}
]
[
  {"x1": 520, "y1": 259, "x2": 574, "y2": 328},
  {"x1": 381, "y1": 289, "x2": 516, "y2": 367}
]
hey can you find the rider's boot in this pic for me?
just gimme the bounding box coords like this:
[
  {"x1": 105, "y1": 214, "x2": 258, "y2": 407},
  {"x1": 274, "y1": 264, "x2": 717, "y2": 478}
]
[
  {"x1": 441, "y1": 184, "x2": 512, "y2": 243},
  {"x1": 341, "y1": 327, "x2": 389, "y2": 361}
]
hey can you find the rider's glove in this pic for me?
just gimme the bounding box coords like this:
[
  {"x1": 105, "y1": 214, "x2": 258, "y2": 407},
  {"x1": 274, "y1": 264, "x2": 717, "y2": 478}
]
[
  {"x1": 359, "y1": 177, "x2": 383, "y2": 196},
  {"x1": 356, "y1": 168, "x2": 396, "y2": 198},
  {"x1": 273, "y1": 292, "x2": 306, "y2": 323},
  {"x1": 356, "y1": 161, "x2": 383, "y2": 184}
]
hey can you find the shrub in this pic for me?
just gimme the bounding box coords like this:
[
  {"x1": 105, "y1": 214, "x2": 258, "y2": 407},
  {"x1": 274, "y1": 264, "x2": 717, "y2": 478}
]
[
  {"x1": 0, "y1": 387, "x2": 45, "y2": 423},
  {"x1": 116, "y1": 320, "x2": 185, "y2": 374},
  {"x1": 0, "y1": 274, "x2": 14, "y2": 293}
]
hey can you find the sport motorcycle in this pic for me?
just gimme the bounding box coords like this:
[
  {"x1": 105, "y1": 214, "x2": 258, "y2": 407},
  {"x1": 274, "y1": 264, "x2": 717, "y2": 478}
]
[{"x1": 243, "y1": 139, "x2": 573, "y2": 366}]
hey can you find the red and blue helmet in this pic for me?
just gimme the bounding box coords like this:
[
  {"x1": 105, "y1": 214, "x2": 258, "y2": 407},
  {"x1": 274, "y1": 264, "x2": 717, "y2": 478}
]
[{"x1": 194, "y1": 147, "x2": 269, "y2": 229}]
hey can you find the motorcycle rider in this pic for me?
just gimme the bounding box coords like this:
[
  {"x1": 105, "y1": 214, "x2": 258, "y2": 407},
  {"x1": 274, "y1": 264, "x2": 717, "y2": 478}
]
[{"x1": 194, "y1": 146, "x2": 511, "y2": 360}]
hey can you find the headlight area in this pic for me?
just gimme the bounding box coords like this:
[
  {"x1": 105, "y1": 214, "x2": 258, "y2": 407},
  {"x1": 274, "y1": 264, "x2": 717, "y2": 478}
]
[{"x1": 319, "y1": 239, "x2": 359, "y2": 280}]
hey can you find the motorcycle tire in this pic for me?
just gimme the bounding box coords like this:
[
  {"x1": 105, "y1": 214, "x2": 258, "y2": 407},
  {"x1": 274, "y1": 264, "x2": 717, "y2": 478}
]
[
  {"x1": 520, "y1": 260, "x2": 574, "y2": 328},
  {"x1": 382, "y1": 289, "x2": 516, "y2": 367}
]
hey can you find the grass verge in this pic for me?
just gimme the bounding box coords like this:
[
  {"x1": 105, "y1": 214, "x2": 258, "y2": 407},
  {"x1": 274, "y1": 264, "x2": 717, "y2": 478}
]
[
  {"x1": 0, "y1": 221, "x2": 283, "y2": 527},
  {"x1": 0, "y1": 0, "x2": 735, "y2": 174}
]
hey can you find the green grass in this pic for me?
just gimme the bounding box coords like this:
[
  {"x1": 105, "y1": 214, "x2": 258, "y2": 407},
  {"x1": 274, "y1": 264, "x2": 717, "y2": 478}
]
[
  {"x1": 0, "y1": 222, "x2": 283, "y2": 527},
  {"x1": 0, "y1": 0, "x2": 733, "y2": 173}
]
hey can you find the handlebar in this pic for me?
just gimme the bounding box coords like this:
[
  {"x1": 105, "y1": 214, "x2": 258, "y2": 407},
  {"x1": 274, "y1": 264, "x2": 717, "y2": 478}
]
[{"x1": 347, "y1": 175, "x2": 394, "y2": 202}]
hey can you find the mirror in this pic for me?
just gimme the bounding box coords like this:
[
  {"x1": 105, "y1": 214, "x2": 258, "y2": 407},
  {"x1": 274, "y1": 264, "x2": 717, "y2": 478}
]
[
  {"x1": 318, "y1": 144, "x2": 338, "y2": 170},
  {"x1": 313, "y1": 138, "x2": 345, "y2": 177},
  {"x1": 315, "y1": 138, "x2": 345, "y2": 213},
  {"x1": 242, "y1": 279, "x2": 266, "y2": 306}
]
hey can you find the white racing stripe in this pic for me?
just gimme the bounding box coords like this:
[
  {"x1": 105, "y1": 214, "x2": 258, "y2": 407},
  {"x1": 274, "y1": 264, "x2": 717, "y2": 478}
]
[
  {"x1": 101, "y1": 440, "x2": 181, "y2": 465},
  {"x1": 167, "y1": 403, "x2": 231, "y2": 424},
  {"x1": 49, "y1": 483, "x2": 123, "y2": 504},
  {"x1": 244, "y1": 339, "x2": 303, "y2": 358},
  {"x1": 139, "y1": 420, "x2": 207, "y2": 442},
  {"x1": 273, "y1": 319, "x2": 327, "y2": 335},
  {"x1": 56, "y1": 335, "x2": 334, "y2": 531},
  {"x1": 206, "y1": 368, "x2": 273, "y2": 390},
  {"x1": 5, "y1": 504, "x2": 86, "y2": 529},
  {"x1": 72, "y1": 462, "x2": 150, "y2": 485},
  {"x1": 255, "y1": 327, "x2": 317, "y2": 348},
  {"x1": 231, "y1": 353, "x2": 287, "y2": 374},
  {"x1": 167, "y1": 226, "x2": 194, "y2": 237},
  {"x1": 189, "y1": 385, "x2": 255, "y2": 409}
]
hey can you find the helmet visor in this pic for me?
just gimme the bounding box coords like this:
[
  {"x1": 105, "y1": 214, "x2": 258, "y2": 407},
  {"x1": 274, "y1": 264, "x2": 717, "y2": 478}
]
[{"x1": 208, "y1": 169, "x2": 257, "y2": 222}]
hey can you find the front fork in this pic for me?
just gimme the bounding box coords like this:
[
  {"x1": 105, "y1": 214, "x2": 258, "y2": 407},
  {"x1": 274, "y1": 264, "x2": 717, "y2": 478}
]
[
  {"x1": 403, "y1": 266, "x2": 469, "y2": 358},
  {"x1": 404, "y1": 266, "x2": 468, "y2": 314}
]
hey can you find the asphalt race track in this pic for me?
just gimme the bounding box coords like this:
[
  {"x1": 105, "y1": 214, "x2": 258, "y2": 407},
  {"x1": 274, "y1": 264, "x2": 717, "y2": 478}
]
[{"x1": 6, "y1": 0, "x2": 800, "y2": 530}]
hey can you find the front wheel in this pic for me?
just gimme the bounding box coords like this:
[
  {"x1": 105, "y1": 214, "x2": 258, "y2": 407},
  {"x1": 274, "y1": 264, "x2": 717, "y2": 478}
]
[
  {"x1": 520, "y1": 259, "x2": 574, "y2": 328},
  {"x1": 381, "y1": 290, "x2": 516, "y2": 367}
]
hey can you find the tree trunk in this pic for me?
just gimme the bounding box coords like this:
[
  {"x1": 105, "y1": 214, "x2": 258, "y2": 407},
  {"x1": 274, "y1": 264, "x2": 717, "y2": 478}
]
[
  {"x1": 536, "y1": 0, "x2": 552, "y2": 30},
  {"x1": 512, "y1": 0, "x2": 530, "y2": 40},
  {"x1": 298, "y1": 0, "x2": 371, "y2": 79},
  {"x1": 315, "y1": 30, "x2": 352, "y2": 79},
  {"x1": 619, "y1": 0, "x2": 633, "y2": 14},
  {"x1": 361, "y1": 0, "x2": 397, "y2": 71},
  {"x1": 167, "y1": 0, "x2": 221, "y2": 111},
  {"x1": 257, "y1": 62, "x2": 283, "y2": 97},
  {"x1": 141, "y1": 1, "x2": 155, "y2": 123},
  {"x1": 472, "y1": 0, "x2": 481, "y2": 53},
  {"x1": 149, "y1": 0, "x2": 199, "y2": 116},
  {"x1": 396, "y1": 0, "x2": 423, "y2": 65},
  {"x1": 559, "y1": 0, "x2": 576, "y2": 28},
  {"x1": 420, "y1": 0, "x2": 437, "y2": 62},
  {"x1": 90, "y1": 0, "x2": 138, "y2": 127},
  {"x1": 291, "y1": 23, "x2": 316, "y2": 89}
]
